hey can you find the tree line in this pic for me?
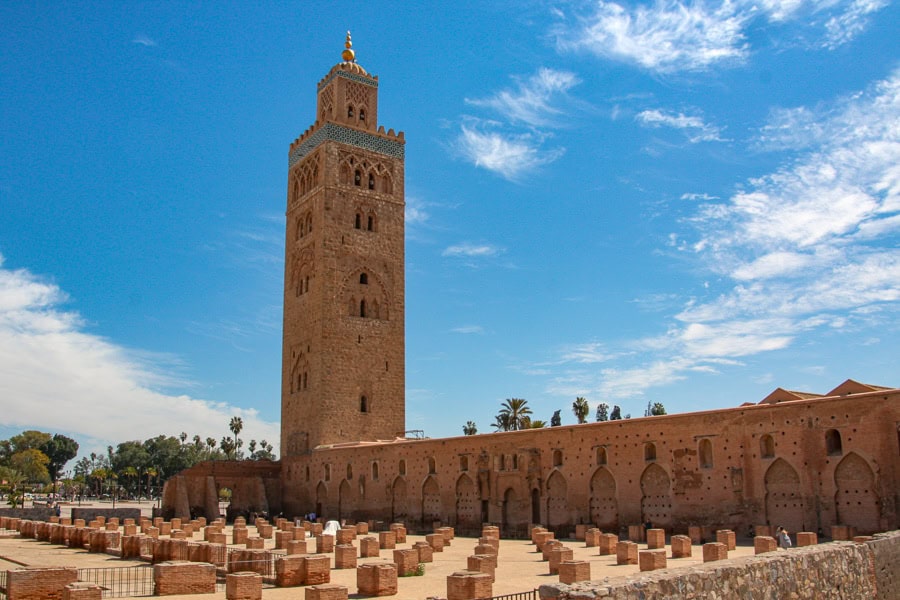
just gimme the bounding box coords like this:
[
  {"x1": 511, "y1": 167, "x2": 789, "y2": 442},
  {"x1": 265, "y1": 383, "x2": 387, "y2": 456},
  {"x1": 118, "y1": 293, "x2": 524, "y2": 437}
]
[
  {"x1": 462, "y1": 397, "x2": 666, "y2": 435},
  {"x1": 0, "y1": 416, "x2": 274, "y2": 506}
]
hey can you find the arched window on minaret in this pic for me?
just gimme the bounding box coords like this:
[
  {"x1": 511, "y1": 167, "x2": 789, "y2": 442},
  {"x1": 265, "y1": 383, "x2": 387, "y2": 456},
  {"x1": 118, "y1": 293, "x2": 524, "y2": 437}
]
[
  {"x1": 354, "y1": 170, "x2": 361, "y2": 186},
  {"x1": 368, "y1": 173, "x2": 375, "y2": 190},
  {"x1": 367, "y1": 215, "x2": 374, "y2": 231},
  {"x1": 360, "y1": 299, "x2": 367, "y2": 318},
  {"x1": 354, "y1": 213, "x2": 361, "y2": 229},
  {"x1": 359, "y1": 108, "x2": 366, "y2": 122},
  {"x1": 359, "y1": 273, "x2": 368, "y2": 285},
  {"x1": 347, "y1": 105, "x2": 354, "y2": 118},
  {"x1": 360, "y1": 395, "x2": 368, "y2": 413}
]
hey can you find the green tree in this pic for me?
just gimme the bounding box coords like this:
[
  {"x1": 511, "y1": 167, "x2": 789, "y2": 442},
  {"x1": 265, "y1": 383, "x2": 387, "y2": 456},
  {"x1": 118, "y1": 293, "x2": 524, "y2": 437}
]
[
  {"x1": 220, "y1": 436, "x2": 236, "y2": 460},
  {"x1": 229, "y1": 416, "x2": 244, "y2": 460},
  {"x1": 9, "y1": 430, "x2": 52, "y2": 454},
  {"x1": 550, "y1": 410, "x2": 561, "y2": 427},
  {"x1": 492, "y1": 413, "x2": 511, "y2": 432},
  {"x1": 572, "y1": 397, "x2": 590, "y2": 424},
  {"x1": 10, "y1": 448, "x2": 51, "y2": 484},
  {"x1": 596, "y1": 403, "x2": 609, "y2": 422},
  {"x1": 650, "y1": 402, "x2": 667, "y2": 416},
  {"x1": 528, "y1": 420, "x2": 547, "y2": 428},
  {"x1": 610, "y1": 405, "x2": 622, "y2": 420},
  {"x1": 462, "y1": 421, "x2": 478, "y2": 436},
  {"x1": 497, "y1": 398, "x2": 532, "y2": 431},
  {"x1": 39, "y1": 434, "x2": 79, "y2": 487}
]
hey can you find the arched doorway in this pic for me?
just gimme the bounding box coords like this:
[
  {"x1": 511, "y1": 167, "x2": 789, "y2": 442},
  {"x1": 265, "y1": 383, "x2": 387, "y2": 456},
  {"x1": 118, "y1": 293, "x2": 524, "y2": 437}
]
[
  {"x1": 315, "y1": 482, "x2": 327, "y2": 519},
  {"x1": 765, "y1": 458, "x2": 805, "y2": 531},
  {"x1": 640, "y1": 464, "x2": 672, "y2": 528},
  {"x1": 531, "y1": 488, "x2": 541, "y2": 525},
  {"x1": 589, "y1": 467, "x2": 617, "y2": 530},
  {"x1": 501, "y1": 487, "x2": 516, "y2": 536},
  {"x1": 546, "y1": 471, "x2": 568, "y2": 533},
  {"x1": 422, "y1": 476, "x2": 441, "y2": 526},
  {"x1": 338, "y1": 479, "x2": 353, "y2": 521},
  {"x1": 455, "y1": 474, "x2": 478, "y2": 531},
  {"x1": 834, "y1": 453, "x2": 880, "y2": 533},
  {"x1": 391, "y1": 477, "x2": 407, "y2": 523}
]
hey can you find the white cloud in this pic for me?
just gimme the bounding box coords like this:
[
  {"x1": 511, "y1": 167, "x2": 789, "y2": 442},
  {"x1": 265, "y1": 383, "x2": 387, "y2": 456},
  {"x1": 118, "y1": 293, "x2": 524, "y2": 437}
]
[
  {"x1": 442, "y1": 242, "x2": 502, "y2": 258},
  {"x1": 0, "y1": 257, "x2": 280, "y2": 455},
  {"x1": 467, "y1": 68, "x2": 580, "y2": 128},
  {"x1": 636, "y1": 109, "x2": 726, "y2": 142},
  {"x1": 451, "y1": 325, "x2": 485, "y2": 334},
  {"x1": 405, "y1": 196, "x2": 429, "y2": 226},
  {"x1": 559, "y1": 342, "x2": 616, "y2": 364},
  {"x1": 681, "y1": 192, "x2": 719, "y2": 201},
  {"x1": 557, "y1": 0, "x2": 889, "y2": 73},
  {"x1": 560, "y1": 1, "x2": 750, "y2": 73},
  {"x1": 132, "y1": 35, "x2": 157, "y2": 47},
  {"x1": 455, "y1": 123, "x2": 564, "y2": 181}
]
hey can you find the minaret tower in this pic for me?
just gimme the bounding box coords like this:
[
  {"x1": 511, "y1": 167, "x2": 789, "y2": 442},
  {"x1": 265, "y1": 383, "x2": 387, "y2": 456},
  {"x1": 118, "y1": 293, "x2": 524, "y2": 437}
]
[{"x1": 281, "y1": 33, "x2": 406, "y2": 455}]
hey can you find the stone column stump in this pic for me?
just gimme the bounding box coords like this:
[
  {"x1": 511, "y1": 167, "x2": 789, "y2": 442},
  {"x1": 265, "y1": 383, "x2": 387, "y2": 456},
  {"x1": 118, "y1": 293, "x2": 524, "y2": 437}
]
[
  {"x1": 393, "y1": 548, "x2": 420, "y2": 576},
  {"x1": 549, "y1": 547, "x2": 574, "y2": 575},
  {"x1": 715, "y1": 530, "x2": 736, "y2": 551},
  {"x1": 225, "y1": 572, "x2": 262, "y2": 600},
  {"x1": 414, "y1": 540, "x2": 434, "y2": 563},
  {"x1": 357, "y1": 563, "x2": 398, "y2": 597},
  {"x1": 598, "y1": 533, "x2": 618, "y2": 556},
  {"x1": 639, "y1": 549, "x2": 667, "y2": 572},
  {"x1": 446, "y1": 570, "x2": 492, "y2": 600},
  {"x1": 671, "y1": 535, "x2": 692, "y2": 558},
  {"x1": 317, "y1": 533, "x2": 335, "y2": 554},
  {"x1": 702, "y1": 542, "x2": 728, "y2": 562},
  {"x1": 558, "y1": 561, "x2": 590, "y2": 585},
  {"x1": 378, "y1": 531, "x2": 396, "y2": 550},
  {"x1": 360, "y1": 536, "x2": 380, "y2": 558},
  {"x1": 646, "y1": 528, "x2": 666, "y2": 550},
  {"x1": 153, "y1": 561, "x2": 215, "y2": 596},
  {"x1": 585, "y1": 528, "x2": 601, "y2": 547},
  {"x1": 628, "y1": 525, "x2": 645, "y2": 543},
  {"x1": 305, "y1": 583, "x2": 349, "y2": 600},
  {"x1": 467, "y1": 554, "x2": 496, "y2": 582},
  {"x1": 426, "y1": 533, "x2": 445, "y2": 552},
  {"x1": 616, "y1": 541, "x2": 638, "y2": 565},
  {"x1": 63, "y1": 582, "x2": 103, "y2": 600},
  {"x1": 797, "y1": 532, "x2": 818, "y2": 547},
  {"x1": 754, "y1": 536, "x2": 777, "y2": 554}
]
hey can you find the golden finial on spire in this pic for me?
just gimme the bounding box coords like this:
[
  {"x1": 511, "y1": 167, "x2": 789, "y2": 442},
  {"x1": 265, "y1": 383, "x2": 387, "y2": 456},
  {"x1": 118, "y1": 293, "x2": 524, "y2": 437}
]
[{"x1": 341, "y1": 30, "x2": 355, "y2": 62}]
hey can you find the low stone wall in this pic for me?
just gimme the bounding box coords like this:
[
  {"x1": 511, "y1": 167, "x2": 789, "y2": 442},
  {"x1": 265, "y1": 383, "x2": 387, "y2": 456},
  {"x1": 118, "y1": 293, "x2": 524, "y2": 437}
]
[
  {"x1": 540, "y1": 531, "x2": 900, "y2": 600},
  {"x1": 0, "y1": 507, "x2": 57, "y2": 522},
  {"x1": 70, "y1": 508, "x2": 141, "y2": 523}
]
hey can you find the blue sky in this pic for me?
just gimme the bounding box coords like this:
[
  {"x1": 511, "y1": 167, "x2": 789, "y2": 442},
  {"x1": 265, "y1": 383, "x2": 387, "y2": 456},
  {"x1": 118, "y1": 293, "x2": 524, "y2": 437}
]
[{"x1": 1, "y1": 1, "x2": 898, "y2": 456}]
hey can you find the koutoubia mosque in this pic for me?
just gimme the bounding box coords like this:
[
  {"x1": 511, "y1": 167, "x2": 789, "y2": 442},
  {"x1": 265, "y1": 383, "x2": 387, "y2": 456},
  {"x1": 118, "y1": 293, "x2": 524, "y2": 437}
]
[{"x1": 163, "y1": 36, "x2": 900, "y2": 539}]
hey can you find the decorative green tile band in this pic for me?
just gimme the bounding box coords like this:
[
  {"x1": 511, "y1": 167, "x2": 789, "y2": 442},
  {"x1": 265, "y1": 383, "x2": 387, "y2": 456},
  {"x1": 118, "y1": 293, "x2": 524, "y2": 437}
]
[
  {"x1": 317, "y1": 69, "x2": 378, "y2": 92},
  {"x1": 289, "y1": 123, "x2": 404, "y2": 167}
]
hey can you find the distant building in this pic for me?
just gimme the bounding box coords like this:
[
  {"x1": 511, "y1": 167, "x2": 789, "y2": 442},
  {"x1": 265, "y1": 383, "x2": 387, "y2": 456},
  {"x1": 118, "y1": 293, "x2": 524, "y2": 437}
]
[{"x1": 163, "y1": 40, "x2": 899, "y2": 537}]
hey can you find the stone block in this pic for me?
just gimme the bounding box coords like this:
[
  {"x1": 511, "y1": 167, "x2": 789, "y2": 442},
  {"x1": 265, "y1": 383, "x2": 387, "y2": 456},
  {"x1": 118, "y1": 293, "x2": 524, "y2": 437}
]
[
  {"x1": 294, "y1": 527, "x2": 307, "y2": 541},
  {"x1": 288, "y1": 539, "x2": 308, "y2": 555},
  {"x1": 393, "y1": 548, "x2": 419, "y2": 576},
  {"x1": 703, "y1": 542, "x2": 728, "y2": 562},
  {"x1": 317, "y1": 533, "x2": 335, "y2": 554},
  {"x1": 226, "y1": 572, "x2": 262, "y2": 600},
  {"x1": 549, "y1": 546, "x2": 574, "y2": 575},
  {"x1": 275, "y1": 530, "x2": 292, "y2": 549},
  {"x1": 246, "y1": 537, "x2": 265, "y2": 549},
  {"x1": 336, "y1": 528, "x2": 355, "y2": 545},
  {"x1": 437, "y1": 526, "x2": 454, "y2": 543},
  {"x1": 356, "y1": 522, "x2": 369, "y2": 534},
  {"x1": 123, "y1": 524, "x2": 137, "y2": 536},
  {"x1": 304, "y1": 554, "x2": 331, "y2": 585},
  {"x1": 616, "y1": 541, "x2": 638, "y2": 565},
  {"x1": 209, "y1": 532, "x2": 227, "y2": 545},
  {"x1": 574, "y1": 524, "x2": 587, "y2": 541},
  {"x1": 598, "y1": 533, "x2": 618, "y2": 556},
  {"x1": 258, "y1": 524, "x2": 273, "y2": 539},
  {"x1": 233, "y1": 528, "x2": 249, "y2": 545},
  {"x1": 146, "y1": 527, "x2": 159, "y2": 539},
  {"x1": 541, "y1": 539, "x2": 562, "y2": 561},
  {"x1": 796, "y1": 531, "x2": 818, "y2": 547},
  {"x1": 754, "y1": 536, "x2": 777, "y2": 554},
  {"x1": 639, "y1": 549, "x2": 667, "y2": 572},
  {"x1": 755, "y1": 525, "x2": 774, "y2": 538},
  {"x1": 378, "y1": 530, "x2": 396, "y2": 549},
  {"x1": 446, "y1": 570, "x2": 492, "y2": 600},
  {"x1": 62, "y1": 582, "x2": 103, "y2": 600},
  {"x1": 414, "y1": 540, "x2": 433, "y2": 563},
  {"x1": 234, "y1": 517, "x2": 246, "y2": 528},
  {"x1": 478, "y1": 536, "x2": 499, "y2": 550},
  {"x1": 558, "y1": 560, "x2": 590, "y2": 585},
  {"x1": 305, "y1": 583, "x2": 349, "y2": 600},
  {"x1": 854, "y1": 536, "x2": 875, "y2": 543},
  {"x1": 473, "y1": 543, "x2": 496, "y2": 556},
  {"x1": 389, "y1": 524, "x2": 406, "y2": 544},
  {"x1": 335, "y1": 544, "x2": 357, "y2": 569},
  {"x1": 275, "y1": 555, "x2": 304, "y2": 587},
  {"x1": 153, "y1": 561, "x2": 216, "y2": 596},
  {"x1": 585, "y1": 528, "x2": 601, "y2": 547},
  {"x1": 628, "y1": 525, "x2": 645, "y2": 543},
  {"x1": 533, "y1": 531, "x2": 555, "y2": 550},
  {"x1": 228, "y1": 550, "x2": 270, "y2": 576},
  {"x1": 716, "y1": 529, "x2": 736, "y2": 551},
  {"x1": 482, "y1": 525, "x2": 499, "y2": 539},
  {"x1": 159, "y1": 522, "x2": 171, "y2": 536},
  {"x1": 360, "y1": 536, "x2": 380, "y2": 558},
  {"x1": 467, "y1": 554, "x2": 496, "y2": 583},
  {"x1": 671, "y1": 535, "x2": 692, "y2": 558},
  {"x1": 688, "y1": 525, "x2": 702, "y2": 544},
  {"x1": 170, "y1": 530, "x2": 186, "y2": 540},
  {"x1": 170, "y1": 518, "x2": 181, "y2": 530},
  {"x1": 530, "y1": 526, "x2": 546, "y2": 544},
  {"x1": 357, "y1": 563, "x2": 398, "y2": 597},
  {"x1": 426, "y1": 533, "x2": 445, "y2": 552},
  {"x1": 832, "y1": 525, "x2": 855, "y2": 541},
  {"x1": 8, "y1": 566, "x2": 78, "y2": 600},
  {"x1": 646, "y1": 528, "x2": 666, "y2": 549}
]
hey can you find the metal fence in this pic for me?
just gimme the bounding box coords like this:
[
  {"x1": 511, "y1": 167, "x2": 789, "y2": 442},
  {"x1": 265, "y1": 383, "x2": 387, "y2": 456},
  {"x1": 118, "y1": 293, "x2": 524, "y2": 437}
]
[
  {"x1": 0, "y1": 569, "x2": 7, "y2": 600},
  {"x1": 77, "y1": 566, "x2": 154, "y2": 598},
  {"x1": 489, "y1": 590, "x2": 538, "y2": 600}
]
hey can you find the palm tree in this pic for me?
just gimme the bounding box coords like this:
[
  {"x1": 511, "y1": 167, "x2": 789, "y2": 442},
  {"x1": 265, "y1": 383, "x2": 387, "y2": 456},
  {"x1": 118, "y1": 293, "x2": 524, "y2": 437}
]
[
  {"x1": 572, "y1": 397, "x2": 590, "y2": 424},
  {"x1": 143, "y1": 467, "x2": 158, "y2": 500},
  {"x1": 462, "y1": 421, "x2": 478, "y2": 436},
  {"x1": 121, "y1": 466, "x2": 138, "y2": 498},
  {"x1": 492, "y1": 413, "x2": 511, "y2": 432},
  {"x1": 498, "y1": 398, "x2": 532, "y2": 431},
  {"x1": 528, "y1": 420, "x2": 547, "y2": 428},
  {"x1": 229, "y1": 416, "x2": 244, "y2": 460}
]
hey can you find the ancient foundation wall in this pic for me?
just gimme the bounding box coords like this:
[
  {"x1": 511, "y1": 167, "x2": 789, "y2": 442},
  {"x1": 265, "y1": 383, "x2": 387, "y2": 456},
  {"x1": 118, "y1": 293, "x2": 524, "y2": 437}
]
[
  {"x1": 70, "y1": 509, "x2": 141, "y2": 523},
  {"x1": 540, "y1": 532, "x2": 900, "y2": 600},
  {"x1": 0, "y1": 508, "x2": 57, "y2": 522}
]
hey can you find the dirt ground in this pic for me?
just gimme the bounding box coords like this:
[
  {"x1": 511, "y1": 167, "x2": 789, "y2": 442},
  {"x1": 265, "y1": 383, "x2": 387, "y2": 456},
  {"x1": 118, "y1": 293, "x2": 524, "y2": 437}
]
[{"x1": 0, "y1": 504, "x2": 758, "y2": 599}]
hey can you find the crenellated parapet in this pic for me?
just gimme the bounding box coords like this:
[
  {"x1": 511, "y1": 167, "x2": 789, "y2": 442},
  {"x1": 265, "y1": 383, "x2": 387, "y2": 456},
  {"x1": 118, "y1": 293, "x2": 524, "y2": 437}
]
[
  {"x1": 317, "y1": 61, "x2": 378, "y2": 91},
  {"x1": 289, "y1": 121, "x2": 405, "y2": 167}
]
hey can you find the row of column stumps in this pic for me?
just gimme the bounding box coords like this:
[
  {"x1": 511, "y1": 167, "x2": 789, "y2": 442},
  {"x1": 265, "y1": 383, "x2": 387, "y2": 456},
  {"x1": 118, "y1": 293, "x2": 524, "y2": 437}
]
[{"x1": 0, "y1": 515, "x2": 867, "y2": 600}]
